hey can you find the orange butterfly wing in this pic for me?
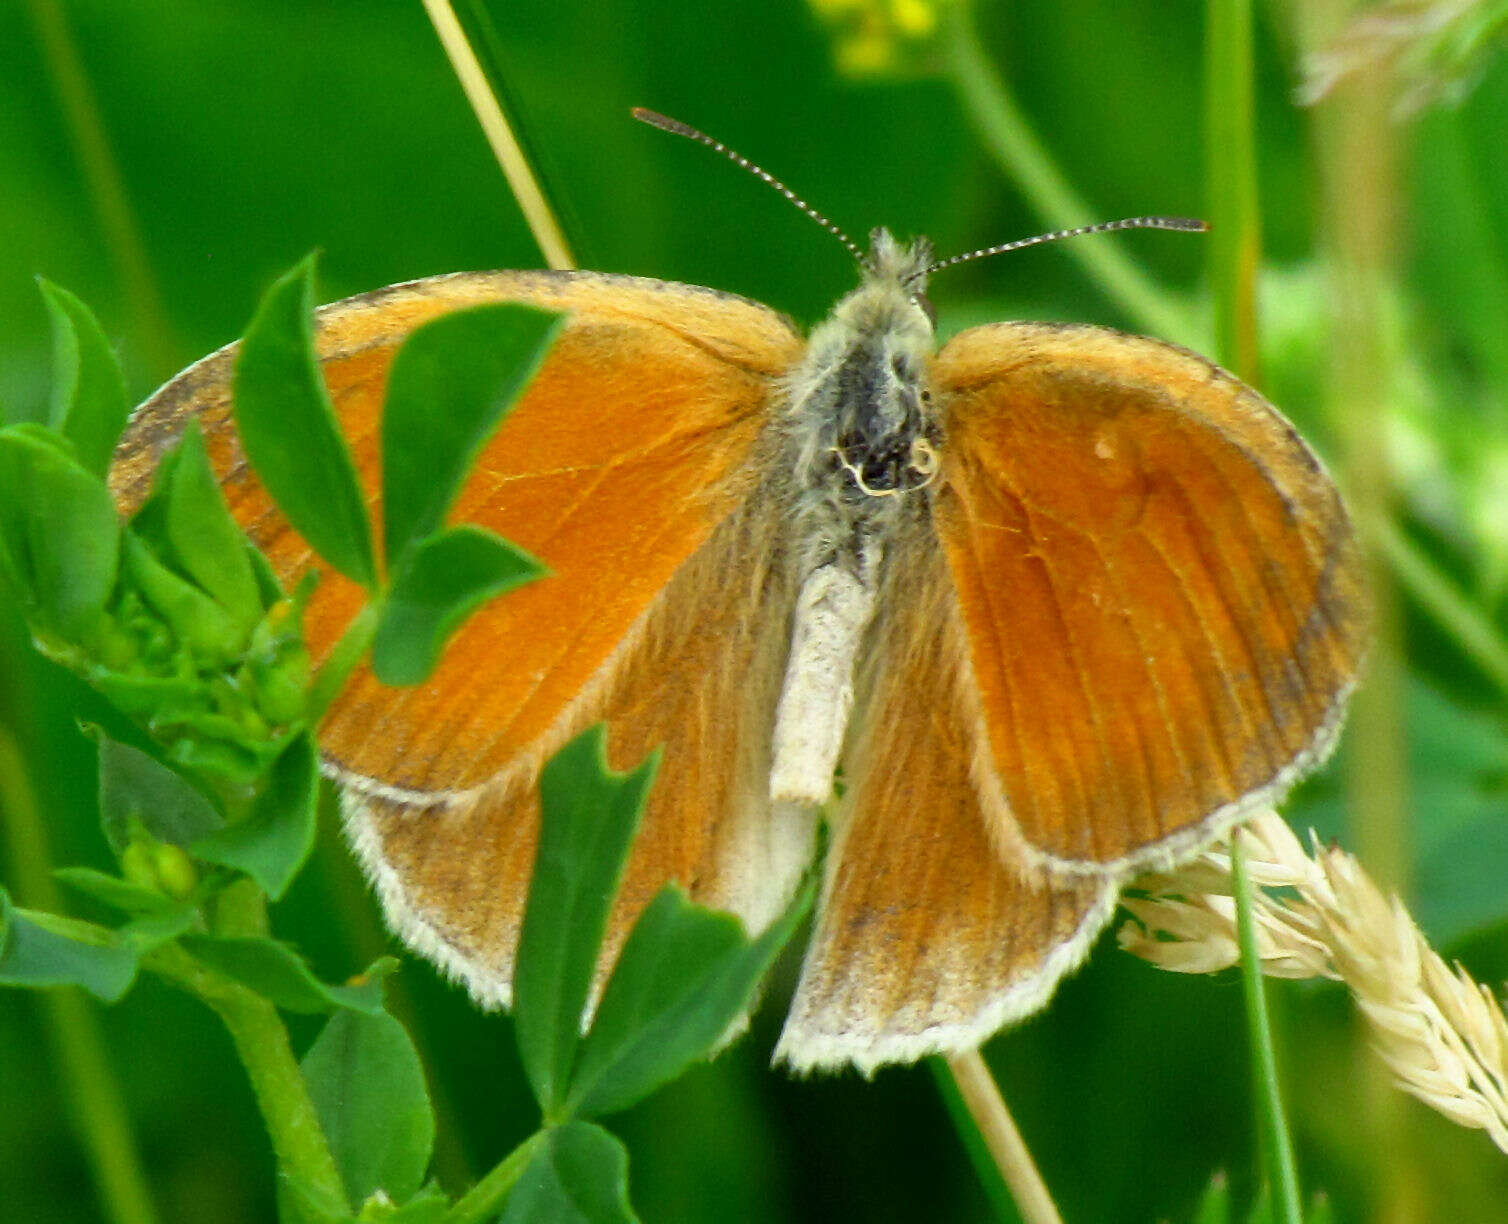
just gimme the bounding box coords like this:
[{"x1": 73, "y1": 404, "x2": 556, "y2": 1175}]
[
  {"x1": 115, "y1": 271, "x2": 800, "y2": 792},
  {"x1": 779, "y1": 538, "x2": 1115, "y2": 1072},
  {"x1": 348, "y1": 495, "x2": 809, "y2": 1010},
  {"x1": 930, "y1": 322, "x2": 1368, "y2": 870},
  {"x1": 113, "y1": 271, "x2": 812, "y2": 1004}
]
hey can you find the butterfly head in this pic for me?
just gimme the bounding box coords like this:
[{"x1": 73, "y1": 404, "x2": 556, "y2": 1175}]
[
  {"x1": 780, "y1": 228, "x2": 942, "y2": 562},
  {"x1": 850, "y1": 227, "x2": 937, "y2": 332}
]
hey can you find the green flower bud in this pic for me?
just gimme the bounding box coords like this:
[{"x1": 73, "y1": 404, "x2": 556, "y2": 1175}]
[{"x1": 152, "y1": 843, "x2": 198, "y2": 900}]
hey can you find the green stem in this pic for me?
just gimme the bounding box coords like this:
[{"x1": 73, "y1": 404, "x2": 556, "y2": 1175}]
[
  {"x1": 940, "y1": 4, "x2": 1204, "y2": 350},
  {"x1": 1204, "y1": 0, "x2": 1261, "y2": 382},
  {"x1": 0, "y1": 729, "x2": 162, "y2": 1224},
  {"x1": 445, "y1": 1130, "x2": 546, "y2": 1224},
  {"x1": 1232, "y1": 834, "x2": 1303, "y2": 1224},
  {"x1": 306, "y1": 601, "x2": 380, "y2": 727},
  {"x1": 144, "y1": 930, "x2": 347, "y2": 1209},
  {"x1": 140, "y1": 879, "x2": 344, "y2": 1205}
]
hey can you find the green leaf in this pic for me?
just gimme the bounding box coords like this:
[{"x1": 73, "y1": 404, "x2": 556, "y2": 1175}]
[
  {"x1": 302, "y1": 1005, "x2": 435, "y2": 1207},
  {"x1": 121, "y1": 528, "x2": 249, "y2": 661},
  {"x1": 371, "y1": 525, "x2": 542, "y2": 686},
  {"x1": 118, "y1": 905, "x2": 199, "y2": 954},
  {"x1": 564, "y1": 874, "x2": 814, "y2": 1120},
  {"x1": 233, "y1": 256, "x2": 376, "y2": 589},
  {"x1": 498, "y1": 1122, "x2": 637, "y2": 1224},
  {"x1": 179, "y1": 936, "x2": 393, "y2": 1013},
  {"x1": 0, "y1": 887, "x2": 137, "y2": 1002},
  {"x1": 193, "y1": 732, "x2": 319, "y2": 899},
  {"x1": 165, "y1": 422, "x2": 264, "y2": 629},
  {"x1": 54, "y1": 866, "x2": 177, "y2": 915},
  {"x1": 39, "y1": 279, "x2": 130, "y2": 478},
  {"x1": 93, "y1": 729, "x2": 224, "y2": 855},
  {"x1": 0, "y1": 424, "x2": 120, "y2": 637},
  {"x1": 513, "y1": 727, "x2": 659, "y2": 1119},
  {"x1": 122, "y1": 427, "x2": 182, "y2": 551},
  {"x1": 380, "y1": 303, "x2": 562, "y2": 567}
]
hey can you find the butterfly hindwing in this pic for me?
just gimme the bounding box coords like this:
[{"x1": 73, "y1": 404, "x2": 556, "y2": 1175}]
[{"x1": 777, "y1": 525, "x2": 1117, "y2": 1073}]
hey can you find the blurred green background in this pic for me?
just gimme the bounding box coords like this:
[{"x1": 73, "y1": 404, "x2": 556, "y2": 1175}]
[{"x1": 4, "y1": 1, "x2": 1508, "y2": 1220}]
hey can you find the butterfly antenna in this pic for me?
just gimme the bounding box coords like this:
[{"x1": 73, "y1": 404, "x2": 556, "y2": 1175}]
[
  {"x1": 927, "y1": 216, "x2": 1208, "y2": 276},
  {"x1": 633, "y1": 107, "x2": 863, "y2": 262}
]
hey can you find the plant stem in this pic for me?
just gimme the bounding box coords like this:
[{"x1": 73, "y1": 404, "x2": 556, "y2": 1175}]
[
  {"x1": 421, "y1": 0, "x2": 575, "y2": 271},
  {"x1": 930, "y1": 1056, "x2": 1019, "y2": 1221},
  {"x1": 307, "y1": 601, "x2": 380, "y2": 727},
  {"x1": 942, "y1": 1051, "x2": 1062, "y2": 1224},
  {"x1": 1232, "y1": 833, "x2": 1303, "y2": 1224},
  {"x1": 445, "y1": 1130, "x2": 546, "y2": 1224},
  {"x1": 145, "y1": 928, "x2": 348, "y2": 1209},
  {"x1": 1204, "y1": 0, "x2": 1261, "y2": 383},
  {"x1": 1201, "y1": 14, "x2": 1302, "y2": 1214},
  {"x1": 0, "y1": 729, "x2": 162, "y2": 1224},
  {"x1": 939, "y1": 4, "x2": 1204, "y2": 350}
]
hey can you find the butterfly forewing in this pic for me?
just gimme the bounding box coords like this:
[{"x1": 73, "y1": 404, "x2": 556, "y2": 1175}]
[
  {"x1": 929, "y1": 322, "x2": 1368, "y2": 871},
  {"x1": 113, "y1": 271, "x2": 811, "y2": 1005},
  {"x1": 114, "y1": 271, "x2": 801, "y2": 795}
]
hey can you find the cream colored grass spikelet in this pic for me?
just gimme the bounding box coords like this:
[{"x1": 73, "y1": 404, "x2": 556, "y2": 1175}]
[{"x1": 1118, "y1": 809, "x2": 1508, "y2": 1154}]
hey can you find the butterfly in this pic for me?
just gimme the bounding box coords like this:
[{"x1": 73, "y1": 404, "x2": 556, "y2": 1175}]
[{"x1": 108, "y1": 112, "x2": 1367, "y2": 1074}]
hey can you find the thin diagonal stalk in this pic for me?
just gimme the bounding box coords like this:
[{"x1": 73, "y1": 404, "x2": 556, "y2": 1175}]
[
  {"x1": 940, "y1": 3, "x2": 1204, "y2": 350},
  {"x1": 930, "y1": 1056, "x2": 1020, "y2": 1221},
  {"x1": 0, "y1": 729, "x2": 161, "y2": 1224},
  {"x1": 1233, "y1": 833, "x2": 1303, "y2": 1224},
  {"x1": 942, "y1": 1051, "x2": 1062, "y2": 1224},
  {"x1": 23, "y1": 0, "x2": 178, "y2": 378},
  {"x1": 421, "y1": 0, "x2": 575, "y2": 270}
]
